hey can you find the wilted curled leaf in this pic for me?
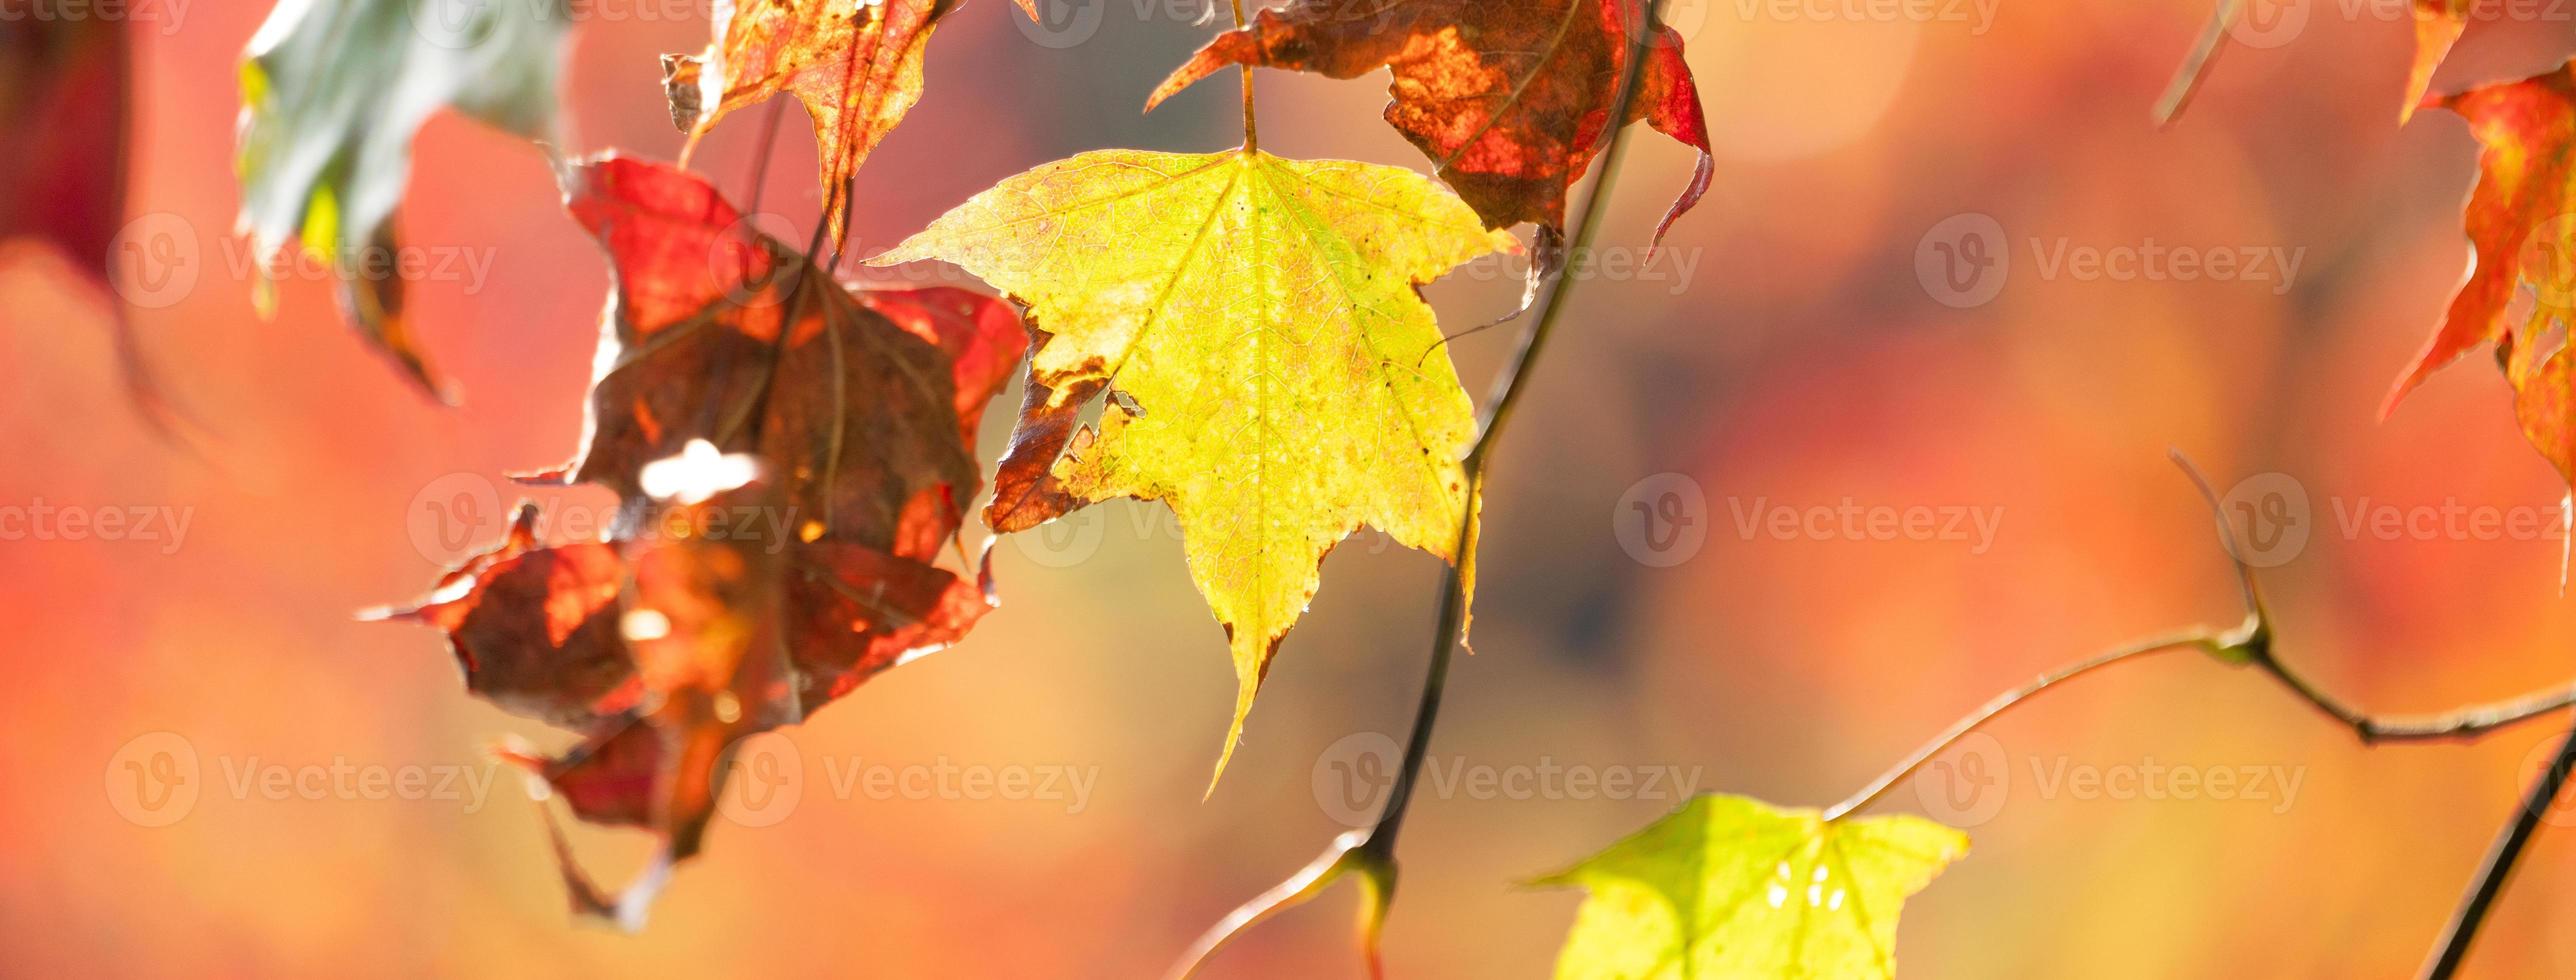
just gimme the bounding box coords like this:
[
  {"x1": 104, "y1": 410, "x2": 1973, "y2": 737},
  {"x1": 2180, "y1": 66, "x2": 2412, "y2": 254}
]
[
  {"x1": 549, "y1": 474, "x2": 801, "y2": 925},
  {"x1": 380, "y1": 156, "x2": 1019, "y2": 923},
  {"x1": 662, "y1": 0, "x2": 962, "y2": 247},
  {"x1": 2394, "y1": 61, "x2": 2576, "y2": 487},
  {"x1": 379, "y1": 473, "x2": 993, "y2": 925},
  {"x1": 372, "y1": 466, "x2": 799, "y2": 928},
  {"x1": 1536, "y1": 795, "x2": 1968, "y2": 980},
  {"x1": 543, "y1": 155, "x2": 1021, "y2": 706},
  {"x1": 1147, "y1": 0, "x2": 1713, "y2": 243},
  {"x1": 237, "y1": 0, "x2": 570, "y2": 397},
  {"x1": 873, "y1": 148, "x2": 1515, "y2": 785},
  {"x1": 380, "y1": 504, "x2": 635, "y2": 729},
  {"x1": 544, "y1": 154, "x2": 1025, "y2": 555}
]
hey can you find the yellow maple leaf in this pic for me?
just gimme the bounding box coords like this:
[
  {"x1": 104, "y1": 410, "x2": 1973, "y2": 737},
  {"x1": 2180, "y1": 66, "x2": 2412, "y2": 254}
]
[{"x1": 872, "y1": 148, "x2": 1514, "y2": 787}]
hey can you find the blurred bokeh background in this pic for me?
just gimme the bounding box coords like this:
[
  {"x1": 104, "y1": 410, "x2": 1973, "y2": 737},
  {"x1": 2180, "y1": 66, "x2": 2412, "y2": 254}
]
[{"x1": 7, "y1": 0, "x2": 2576, "y2": 976}]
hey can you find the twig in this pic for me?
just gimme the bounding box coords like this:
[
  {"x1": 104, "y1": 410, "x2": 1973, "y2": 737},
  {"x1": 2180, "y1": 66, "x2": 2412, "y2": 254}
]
[
  {"x1": 1377, "y1": 0, "x2": 1664, "y2": 856},
  {"x1": 1829, "y1": 454, "x2": 2576, "y2": 826},
  {"x1": 1164, "y1": 2, "x2": 1668, "y2": 976},
  {"x1": 2170, "y1": 451, "x2": 2576, "y2": 746},
  {"x1": 2153, "y1": 0, "x2": 2244, "y2": 126},
  {"x1": 2257, "y1": 659, "x2": 2576, "y2": 744},
  {"x1": 1364, "y1": 0, "x2": 1667, "y2": 884},
  {"x1": 1822, "y1": 631, "x2": 2217, "y2": 821},
  {"x1": 2419, "y1": 716, "x2": 2576, "y2": 980}
]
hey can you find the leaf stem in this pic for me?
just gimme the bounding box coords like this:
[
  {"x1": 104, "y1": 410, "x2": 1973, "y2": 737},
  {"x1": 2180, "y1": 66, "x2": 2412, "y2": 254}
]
[
  {"x1": 732, "y1": 187, "x2": 841, "y2": 450},
  {"x1": 1229, "y1": 0, "x2": 1257, "y2": 151},
  {"x1": 2419, "y1": 714, "x2": 2576, "y2": 980},
  {"x1": 742, "y1": 97, "x2": 790, "y2": 215}
]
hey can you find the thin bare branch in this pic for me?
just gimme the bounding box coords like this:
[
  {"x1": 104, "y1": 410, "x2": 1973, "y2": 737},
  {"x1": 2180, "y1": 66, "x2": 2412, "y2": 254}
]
[
  {"x1": 1829, "y1": 454, "x2": 2576, "y2": 828},
  {"x1": 2419, "y1": 719, "x2": 2576, "y2": 980}
]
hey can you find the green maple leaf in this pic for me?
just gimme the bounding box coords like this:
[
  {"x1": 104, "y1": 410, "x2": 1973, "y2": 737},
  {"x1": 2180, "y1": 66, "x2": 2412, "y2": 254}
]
[
  {"x1": 237, "y1": 0, "x2": 569, "y2": 396},
  {"x1": 1537, "y1": 795, "x2": 1968, "y2": 979}
]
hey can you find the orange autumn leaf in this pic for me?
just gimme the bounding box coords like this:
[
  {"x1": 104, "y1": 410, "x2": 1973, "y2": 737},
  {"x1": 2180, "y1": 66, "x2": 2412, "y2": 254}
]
[
  {"x1": 2398, "y1": 60, "x2": 2576, "y2": 486},
  {"x1": 1146, "y1": 0, "x2": 1713, "y2": 242},
  {"x1": 663, "y1": 0, "x2": 965, "y2": 247},
  {"x1": 2405, "y1": 0, "x2": 2474, "y2": 123},
  {"x1": 540, "y1": 155, "x2": 1024, "y2": 556}
]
